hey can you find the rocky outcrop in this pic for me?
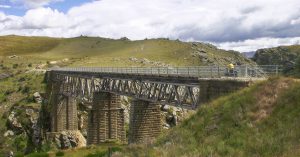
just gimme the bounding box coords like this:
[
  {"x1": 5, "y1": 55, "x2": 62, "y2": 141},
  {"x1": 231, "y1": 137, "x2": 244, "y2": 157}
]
[
  {"x1": 48, "y1": 131, "x2": 86, "y2": 149},
  {"x1": 160, "y1": 105, "x2": 193, "y2": 129},
  {"x1": 253, "y1": 46, "x2": 300, "y2": 74},
  {"x1": 128, "y1": 57, "x2": 171, "y2": 67},
  {"x1": 7, "y1": 111, "x2": 23, "y2": 134}
]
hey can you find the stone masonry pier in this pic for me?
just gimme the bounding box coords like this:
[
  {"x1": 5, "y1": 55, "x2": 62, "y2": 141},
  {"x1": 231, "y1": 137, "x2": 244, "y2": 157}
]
[
  {"x1": 50, "y1": 82, "x2": 78, "y2": 132},
  {"x1": 87, "y1": 92, "x2": 125, "y2": 144},
  {"x1": 128, "y1": 100, "x2": 161, "y2": 144}
]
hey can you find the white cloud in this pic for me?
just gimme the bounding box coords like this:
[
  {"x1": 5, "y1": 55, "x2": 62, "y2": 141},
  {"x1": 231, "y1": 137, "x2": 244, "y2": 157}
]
[
  {"x1": 0, "y1": 5, "x2": 11, "y2": 8},
  {"x1": 216, "y1": 37, "x2": 300, "y2": 52},
  {"x1": 1, "y1": 0, "x2": 300, "y2": 52}
]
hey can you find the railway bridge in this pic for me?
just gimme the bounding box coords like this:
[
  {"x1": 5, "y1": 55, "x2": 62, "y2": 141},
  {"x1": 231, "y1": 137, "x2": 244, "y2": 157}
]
[{"x1": 45, "y1": 65, "x2": 278, "y2": 144}]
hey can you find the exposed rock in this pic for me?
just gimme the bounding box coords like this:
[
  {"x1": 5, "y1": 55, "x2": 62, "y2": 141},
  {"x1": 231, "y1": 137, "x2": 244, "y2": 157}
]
[
  {"x1": 129, "y1": 57, "x2": 138, "y2": 62},
  {"x1": 253, "y1": 46, "x2": 299, "y2": 74},
  {"x1": 62, "y1": 58, "x2": 69, "y2": 62},
  {"x1": 33, "y1": 92, "x2": 42, "y2": 103},
  {"x1": 7, "y1": 111, "x2": 23, "y2": 134},
  {"x1": 8, "y1": 55, "x2": 18, "y2": 59},
  {"x1": 52, "y1": 131, "x2": 87, "y2": 149},
  {"x1": 141, "y1": 58, "x2": 150, "y2": 64},
  {"x1": 120, "y1": 96, "x2": 130, "y2": 124},
  {"x1": 161, "y1": 105, "x2": 170, "y2": 112},
  {"x1": 163, "y1": 123, "x2": 170, "y2": 129},
  {"x1": 4, "y1": 130, "x2": 14, "y2": 137},
  {"x1": 7, "y1": 151, "x2": 14, "y2": 157},
  {"x1": 35, "y1": 64, "x2": 46, "y2": 69},
  {"x1": 78, "y1": 114, "x2": 84, "y2": 130},
  {"x1": 120, "y1": 37, "x2": 130, "y2": 41},
  {"x1": 60, "y1": 132, "x2": 72, "y2": 149},
  {"x1": 49, "y1": 61, "x2": 58, "y2": 65},
  {"x1": 26, "y1": 109, "x2": 34, "y2": 116}
]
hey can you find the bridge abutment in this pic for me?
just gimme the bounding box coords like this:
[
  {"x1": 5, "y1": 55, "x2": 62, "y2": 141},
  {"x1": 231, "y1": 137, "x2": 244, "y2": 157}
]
[
  {"x1": 199, "y1": 79, "x2": 250, "y2": 104},
  {"x1": 128, "y1": 100, "x2": 161, "y2": 144},
  {"x1": 87, "y1": 92, "x2": 125, "y2": 145}
]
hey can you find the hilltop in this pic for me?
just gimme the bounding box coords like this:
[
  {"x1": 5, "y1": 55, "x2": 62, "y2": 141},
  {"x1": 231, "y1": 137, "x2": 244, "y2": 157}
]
[{"x1": 0, "y1": 35, "x2": 252, "y2": 67}]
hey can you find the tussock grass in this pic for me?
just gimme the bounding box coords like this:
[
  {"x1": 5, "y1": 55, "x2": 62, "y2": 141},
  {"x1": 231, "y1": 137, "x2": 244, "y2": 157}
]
[{"x1": 120, "y1": 77, "x2": 300, "y2": 157}]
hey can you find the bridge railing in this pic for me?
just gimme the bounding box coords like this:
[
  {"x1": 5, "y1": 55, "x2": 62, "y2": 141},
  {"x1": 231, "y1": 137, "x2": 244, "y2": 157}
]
[{"x1": 50, "y1": 65, "x2": 280, "y2": 78}]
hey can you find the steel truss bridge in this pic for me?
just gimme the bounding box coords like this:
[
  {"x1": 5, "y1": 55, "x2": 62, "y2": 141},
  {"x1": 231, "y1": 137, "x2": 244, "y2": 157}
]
[{"x1": 48, "y1": 65, "x2": 279, "y2": 109}]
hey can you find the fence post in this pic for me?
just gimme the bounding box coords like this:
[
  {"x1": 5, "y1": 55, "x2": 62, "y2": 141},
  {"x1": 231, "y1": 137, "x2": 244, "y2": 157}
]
[
  {"x1": 276, "y1": 65, "x2": 278, "y2": 76},
  {"x1": 245, "y1": 65, "x2": 248, "y2": 77},
  {"x1": 167, "y1": 67, "x2": 169, "y2": 75},
  {"x1": 217, "y1": 65, "x2": 220, "y2": 78},
  {"x1": 210, "y1": 66, "x2": 213, "y2": 78}
]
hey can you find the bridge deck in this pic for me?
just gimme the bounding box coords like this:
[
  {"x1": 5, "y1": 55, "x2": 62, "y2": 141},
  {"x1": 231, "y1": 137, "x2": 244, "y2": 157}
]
[{"x1": 49, "y1": 65, "x2": 279, "y2": 80}]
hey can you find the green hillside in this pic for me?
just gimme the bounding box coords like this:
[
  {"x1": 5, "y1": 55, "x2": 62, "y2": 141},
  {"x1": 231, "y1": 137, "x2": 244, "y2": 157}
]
[
  {"x1": 0, "y1": 35, "x2": 252, "y2": 67},
  {"x1": 0, "y1": 35, "x2": 60, "y2": 56},
  {"x1": 116, "y1": 77, "x2": 300, "y2": 157}
]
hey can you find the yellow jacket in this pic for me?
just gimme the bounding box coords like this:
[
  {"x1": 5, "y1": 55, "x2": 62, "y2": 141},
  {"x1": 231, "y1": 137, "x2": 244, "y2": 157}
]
[{"x1": 227, "y1": 63, "x2": 234, "y2": 69}]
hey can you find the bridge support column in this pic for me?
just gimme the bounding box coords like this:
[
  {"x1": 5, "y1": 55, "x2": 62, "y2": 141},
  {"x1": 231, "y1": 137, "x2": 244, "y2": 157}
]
[
  {"x1": 128, "y1": 100, "x2": 161, "y2": 144},
  {"x1": 51, "y1": 95, "x2": 78, "y2": 132},
  {"x1": 87, "y1": 92, "x2": 125, "y2": 145}
]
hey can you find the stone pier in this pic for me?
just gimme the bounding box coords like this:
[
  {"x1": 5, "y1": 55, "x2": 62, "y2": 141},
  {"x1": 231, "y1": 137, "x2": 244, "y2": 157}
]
[
  {"x1": 50, "y1": 95, "x2": 78, "y2": 132},
  {"x1": 87, "y1": 92, "x2": 125, "y2": 145},
  {"x1": 128, "y1": 100, "x2": 161, "y2": 144}
]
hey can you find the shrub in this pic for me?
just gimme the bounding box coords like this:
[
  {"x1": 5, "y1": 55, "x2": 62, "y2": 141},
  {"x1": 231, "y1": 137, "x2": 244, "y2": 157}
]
[
  {"x1": 21, "y1": 85, "x2": 30, "y2": 94},
  {"x1": 13, "y1": 64, "x2": 19, "y2": 69},
  {"x1": 14, "y1": 152, "x2": 25, "y2": 157},
  {"x1": 26, "y1": 152, "x2": 49, "y2": 157},
  {"x1": 55, "y1": 151, "x2": 64, "y2": 156},
  {"x1": 85, "y1": 151, "x2": 106, "y2": 157}
]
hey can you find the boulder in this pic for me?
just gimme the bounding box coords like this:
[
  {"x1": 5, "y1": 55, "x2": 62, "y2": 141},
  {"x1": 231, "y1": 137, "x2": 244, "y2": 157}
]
[
  {"x1": 49, "y1": 61, "x2": 58, "y2": 65},
  {"x1": 54, "y1": 131, "x2": 87, "y2": 149},
  {"x1": 33, "y1": 92, "x2": 42, "y2": 103},
  {"x1": 60, "y1": 132, "x2": 72, "y2": 149},
  {"x1": 129, "y1": 57, "x2": 138, "y2": 62},
  {"x1": 161, "y1": 105, "x2": 170, "y2": 112},
  {"x1": 4, "y1": 130, "x2": 14, "y2": 137}
]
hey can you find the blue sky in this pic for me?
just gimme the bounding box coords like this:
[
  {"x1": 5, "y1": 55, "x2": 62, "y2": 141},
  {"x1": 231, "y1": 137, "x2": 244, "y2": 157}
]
[
  {"x1": 0, "y1": 0, "x2": 91, "y2": 15},
  {"x1": 0, "y1": 0, "x2": 300, "y2": 52}
]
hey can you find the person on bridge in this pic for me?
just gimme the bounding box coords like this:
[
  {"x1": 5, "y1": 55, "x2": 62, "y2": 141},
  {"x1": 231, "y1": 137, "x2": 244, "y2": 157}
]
[{"x1": 227, "y1": 63, "x2": 235, "y2": 76}]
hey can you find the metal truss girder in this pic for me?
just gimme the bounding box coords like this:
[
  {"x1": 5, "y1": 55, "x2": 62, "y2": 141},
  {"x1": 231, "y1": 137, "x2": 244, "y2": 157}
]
[{"x1": 56, "y1": 74, "x2": 200, "y2": 109}]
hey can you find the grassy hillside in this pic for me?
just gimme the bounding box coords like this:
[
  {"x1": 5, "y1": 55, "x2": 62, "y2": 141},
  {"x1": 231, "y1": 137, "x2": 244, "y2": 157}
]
[
  {"x1": 112, "y1": 77, "x2": 300, "y2": 157},
  {"x1": 0, "y1": 35, "x2": 60, "y2": 56},
  {"x1": 0, "y1": 35, "x2": 252, "y2": 67}
]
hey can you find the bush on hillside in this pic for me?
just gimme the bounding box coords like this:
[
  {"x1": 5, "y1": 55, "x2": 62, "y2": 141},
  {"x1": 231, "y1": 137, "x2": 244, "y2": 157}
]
[{"x1": 55, "y1": 151, "x2": 64, "y2": 156}]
